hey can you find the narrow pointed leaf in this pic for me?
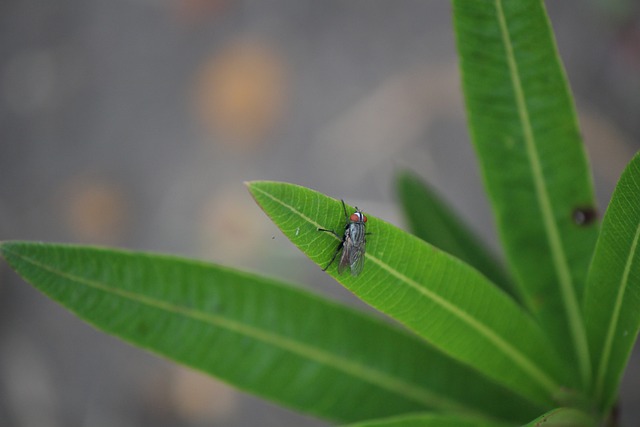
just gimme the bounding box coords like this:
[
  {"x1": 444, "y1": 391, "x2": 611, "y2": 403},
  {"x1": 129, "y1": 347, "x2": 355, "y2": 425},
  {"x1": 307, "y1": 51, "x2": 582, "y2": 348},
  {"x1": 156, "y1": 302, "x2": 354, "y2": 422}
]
[
  {"x1": 521, "y1": 408, "x2": 595, "y2": 427},
  {"x1": 584, "y1": 153, "x2": 640, "y2": 412},
  {"x1": 344, "y1": 413, "x2": 511, "y2": 427},
  {"x1": 452, "y1": 0, "x2": 598, "y2": 384},
  {"x1": 0, "y1": 241, "x2": 541, "y2": 423},
  {"x1": 396, "y1": 170, "x2": 513, "y2": 296},
  {"x1": 248, "y1": 181, "x2": 576, "y2": 407}
]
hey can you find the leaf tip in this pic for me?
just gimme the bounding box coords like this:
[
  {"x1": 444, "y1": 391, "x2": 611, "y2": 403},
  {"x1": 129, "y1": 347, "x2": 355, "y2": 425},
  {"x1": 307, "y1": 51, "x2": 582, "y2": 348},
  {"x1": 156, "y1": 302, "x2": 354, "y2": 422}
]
[
  {"x1": 0, "y1": 240, "x2": 17, "y2": 257},
  {"x1": 244, "y1": 180, "x2": 266, "y2": 200},
  {"x1": 0, "y1": 241, "x2": 32, "y2": 268},
  {"x1": 394, "y1": 168, "x2": 414, "y2": 181},
  {"x1": 244, "y1": 180, "x2": 273, "y2": 192},
  {"x1": 1, "y1": 241, "x2": 41, "y2": 257}
]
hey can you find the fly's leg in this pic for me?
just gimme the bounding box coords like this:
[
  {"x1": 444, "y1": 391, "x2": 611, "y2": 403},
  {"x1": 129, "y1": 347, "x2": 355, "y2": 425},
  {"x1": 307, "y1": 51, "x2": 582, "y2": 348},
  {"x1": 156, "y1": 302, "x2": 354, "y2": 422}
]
[
  {"x1": 318, "y1": 228, "x2": 343, "y2": 271},
  {"x1": 341, "y1": 199, "x2": 349, "y2": 219},
  {"x1": 322, "y1": 240, "x2": 344, "y2": 271},
  {"x1": 319, "y1": 200, "x2": 349, "y2": 272},
  {"x1": 318, "y1": 228, "x2": 341, "y2": 238}
]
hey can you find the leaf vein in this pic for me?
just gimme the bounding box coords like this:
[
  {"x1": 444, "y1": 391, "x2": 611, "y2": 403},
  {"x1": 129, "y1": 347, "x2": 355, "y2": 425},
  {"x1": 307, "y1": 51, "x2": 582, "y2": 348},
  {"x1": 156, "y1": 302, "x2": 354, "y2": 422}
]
[
  {"x1": 494, "y1": 0, "x2": 590, "y2": 385},
  {"x1": 594, "y1": 221, "x2": 640, "y2": 400},
  {"x1": 251, "y1": 183, "x2": 560, "y2": 397},
  {"x1": 4, "y1": 246, "x2": 471, "y2": 414}
]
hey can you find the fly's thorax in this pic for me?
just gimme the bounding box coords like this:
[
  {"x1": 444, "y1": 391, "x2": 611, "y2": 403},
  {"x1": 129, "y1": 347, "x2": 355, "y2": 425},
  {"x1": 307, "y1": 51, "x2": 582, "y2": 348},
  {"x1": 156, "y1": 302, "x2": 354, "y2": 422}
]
[{"x1": 347, "y1": 221, "x2": 367, "y2": 244}]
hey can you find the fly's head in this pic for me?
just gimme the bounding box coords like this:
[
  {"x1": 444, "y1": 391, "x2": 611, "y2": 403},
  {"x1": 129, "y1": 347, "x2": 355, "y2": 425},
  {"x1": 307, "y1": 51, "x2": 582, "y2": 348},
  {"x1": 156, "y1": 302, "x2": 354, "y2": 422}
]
[{"x1": 349, "y1": 209, "x2": 367, "y2": 224}]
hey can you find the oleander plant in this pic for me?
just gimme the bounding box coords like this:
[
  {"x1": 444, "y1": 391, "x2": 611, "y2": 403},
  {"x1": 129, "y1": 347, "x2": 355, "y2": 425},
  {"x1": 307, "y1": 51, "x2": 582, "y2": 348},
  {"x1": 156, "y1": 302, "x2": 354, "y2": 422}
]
[{"x1": 2, "y1": 1, "x2": 639, "y2": 426}]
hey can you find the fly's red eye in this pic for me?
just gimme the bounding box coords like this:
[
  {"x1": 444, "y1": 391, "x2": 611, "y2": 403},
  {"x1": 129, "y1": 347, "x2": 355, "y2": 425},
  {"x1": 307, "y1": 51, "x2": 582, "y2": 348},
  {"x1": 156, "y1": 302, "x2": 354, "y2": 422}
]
[{"x1": 350, "y1": 212, "x2": 367, "y2": 222}]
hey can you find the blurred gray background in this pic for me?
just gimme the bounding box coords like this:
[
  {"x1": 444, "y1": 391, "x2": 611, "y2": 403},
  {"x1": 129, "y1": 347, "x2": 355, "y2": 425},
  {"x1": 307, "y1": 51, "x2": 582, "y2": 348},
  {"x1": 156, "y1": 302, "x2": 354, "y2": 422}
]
[{"x1": 1, "y1": 1, "x2": 639, "y2": 426}]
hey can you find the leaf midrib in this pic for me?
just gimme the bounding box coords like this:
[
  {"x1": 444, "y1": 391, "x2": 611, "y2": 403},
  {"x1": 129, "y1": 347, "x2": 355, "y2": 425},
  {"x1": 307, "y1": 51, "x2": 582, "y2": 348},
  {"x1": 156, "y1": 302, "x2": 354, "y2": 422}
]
[
  {"x1": 251, "y1": 183, "x2": 561, "y2": 401},
  {"x1": 494, "y1": 0, "x2": 590, "y2": 386},
  {"x1": 3, "y1": 246, "x2": 473, "y2": 415}
]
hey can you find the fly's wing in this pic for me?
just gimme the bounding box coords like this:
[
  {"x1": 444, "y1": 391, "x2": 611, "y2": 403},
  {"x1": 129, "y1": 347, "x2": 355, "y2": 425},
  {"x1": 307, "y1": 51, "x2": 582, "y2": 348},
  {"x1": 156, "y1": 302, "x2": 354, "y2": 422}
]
[
  {"x1": 348, "y1": 223, "x2": 366, "y2": 276},
  {"x1": 337, "y1": 236, "x2": 351, "y2": 275},
  {"x1": 349, "y1": 240, "x2": 366, "y2": 276}
]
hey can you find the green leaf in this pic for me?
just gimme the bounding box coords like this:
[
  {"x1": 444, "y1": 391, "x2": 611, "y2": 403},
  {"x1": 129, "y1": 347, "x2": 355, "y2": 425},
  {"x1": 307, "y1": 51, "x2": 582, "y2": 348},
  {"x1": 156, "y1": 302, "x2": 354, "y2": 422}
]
[
  {"x1": 452, "y1": 0, "x2": 598, "y2": 385},
  {"x1": 583, "y1": 153, "x2": 640, "y2": 413},
  {"x1": 344, "y1": 413, "x2": 511, "y2": 427},
  {"x1": 520, "y1": 408, "x2": 595, "y2": 427},
  {"x1": 395, "y1": 170, "x2": 514, "y2": 297},
  {"x1": 247, "y1": 181, "x2": 576, "y2": 408},
  {"x1": 0, "y1": 241, "x2": 540, "y2": 423}
]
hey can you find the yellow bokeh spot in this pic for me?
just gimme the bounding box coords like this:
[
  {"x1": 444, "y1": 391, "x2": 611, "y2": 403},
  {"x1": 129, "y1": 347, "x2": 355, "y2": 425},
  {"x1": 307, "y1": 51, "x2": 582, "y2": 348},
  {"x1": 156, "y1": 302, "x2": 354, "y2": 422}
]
[{"x1": 194, "y1": 39, "x2": 288, "y2": 149}]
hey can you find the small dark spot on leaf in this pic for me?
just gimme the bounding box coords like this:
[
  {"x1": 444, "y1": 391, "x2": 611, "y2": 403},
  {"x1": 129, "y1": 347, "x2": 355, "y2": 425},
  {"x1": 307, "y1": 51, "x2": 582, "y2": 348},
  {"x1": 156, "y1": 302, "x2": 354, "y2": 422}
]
[
  {"x1": 531, "y1": 293, "x2": 546, "y2": 311},
  {"x1": 209, "y1": 300, "x2": 224, "y2": 313},
  {"x1": 572, "y1": 206, "x2": 598, "y2": 226},
  {"x1": 136, "y1": 321, "x2": 150, "y2": 336}
]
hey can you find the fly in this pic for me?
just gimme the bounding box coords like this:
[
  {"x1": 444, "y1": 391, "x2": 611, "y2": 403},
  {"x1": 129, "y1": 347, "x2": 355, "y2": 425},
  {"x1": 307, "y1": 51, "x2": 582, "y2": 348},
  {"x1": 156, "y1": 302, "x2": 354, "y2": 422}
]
[{"x1": 318, "y1": 200, "x2": 368, "y2": 276}]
